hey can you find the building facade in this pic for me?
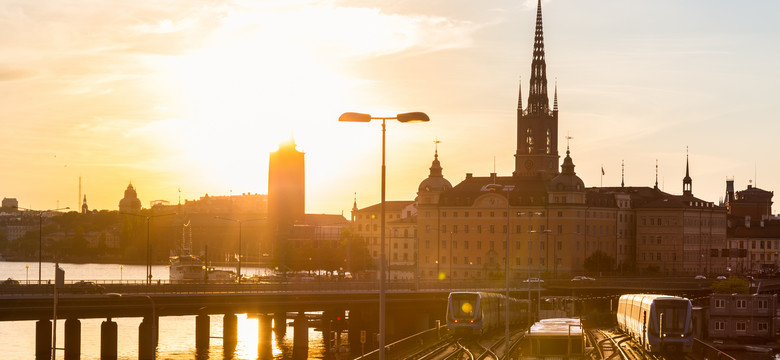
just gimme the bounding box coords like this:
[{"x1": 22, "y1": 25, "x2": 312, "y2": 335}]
[
  {"x1": 708, "y1": 293, "x2": 778, "y2": 341},
  {"x1": 725, "y1": 181, "x2": 780, "y2": 274}
]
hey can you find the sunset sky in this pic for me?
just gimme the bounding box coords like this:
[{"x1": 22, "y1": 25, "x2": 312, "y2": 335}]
[{"x1": 2, "y1": 0, "x2": 779, "y2": 215}]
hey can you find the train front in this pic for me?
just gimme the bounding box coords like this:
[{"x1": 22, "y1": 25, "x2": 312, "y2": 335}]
[
  {"x1": 649, "y1": 298, "x2": 693, "y2": 354},
  {"x1": 447, "y1": 292, "x2": 483, "y2": 335}
]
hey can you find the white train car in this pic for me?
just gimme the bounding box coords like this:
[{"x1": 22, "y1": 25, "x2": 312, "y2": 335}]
[
  {"x1": 521, "y1": 318, "x2": 587, "y2": 359},
  {"x1": 446, "y1": 292, "x2": 526, "y2": 335},
  {"x1": 616, "y1": 294, "x2": 693, "y2": 354}
]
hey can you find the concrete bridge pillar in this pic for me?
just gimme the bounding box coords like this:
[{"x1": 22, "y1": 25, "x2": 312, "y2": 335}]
[
  {"x1": 258, "y1": 314, "x2": 273, "y2": 360},
  {"x1": 138, "y1": 316, "x2": 156, "y2": 360},
  {"x1": 223, "y1": 313, "x2": 238, "y2": 352},
  {"x1": 35, "y1": 319, "x2": 51, "y2": 360},
  {"x1": 195, "y1": 314, "x2": 210, "y2": 350},
  {"x1": 100, "y1": 318, "x2": 118, "y2": 360},
  {"x1": 347, "y1": 308, "x2": 365, "y2": 356},
  {"x1": 292, "y1": 312, "x2": 308, "y2": 359},
  {"x1": 64, "y1": 318, "x2": 81, "y2": 360},
  {"x1": 273, "y1": 311, "x2": 286, "y2": 335}
]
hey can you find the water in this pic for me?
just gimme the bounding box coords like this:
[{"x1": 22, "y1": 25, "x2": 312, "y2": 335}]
[{"x1": 0, "y1": 261, "x2": 331, "y2": 359}]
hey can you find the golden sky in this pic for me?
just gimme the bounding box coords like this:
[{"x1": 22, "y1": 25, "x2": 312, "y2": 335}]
[{"x1": 2, "y1": 0, "x2": 779, "y2": 214}]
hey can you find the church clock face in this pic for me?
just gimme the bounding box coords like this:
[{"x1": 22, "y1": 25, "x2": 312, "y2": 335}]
[{"x1": 524, "y1": 159, "x2": 534, "y2": 169}]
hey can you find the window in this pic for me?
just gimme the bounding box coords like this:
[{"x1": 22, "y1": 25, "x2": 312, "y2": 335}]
[
  {"x1": 715, "y1": 299, "x2": 725, "y2": 308},
  {"x1": 736, "y1": 322, "x2": 746, "y2": 331},
  {"x1": 714, "y1": 321, "x2": 725, "y2": 331},
  {"x1": 477, "y1": 241, "x2": 482, "y2": 250},
  {"x1": 546, "y1": 128, "x2": 551, "y2": 154},
  {"x1": 758, "y1": 322, "x2": 768, "y2": 331},
  {"x1": 758, "y1": 300, "x2": 768, "y2": 309},
  {"x1": 442, "y1": 240, "x2": 446, "y2": 249},
  {"x1": 490, "y1": 225, "x2": 495, "y2": 234},
  {"x1": 736, "y1": 300, "x2": 746, "y2": 309},
  {"x1": 464, "y1": 225, "x2": 469, "y2": 234},
  {"x1": 464, "y1": 240, "x2": 469, "y2": 250}
]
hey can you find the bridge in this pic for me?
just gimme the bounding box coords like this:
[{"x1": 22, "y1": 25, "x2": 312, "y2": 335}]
[{"x1": 2, "y1": 276, "x2": 777, "y2": 359}]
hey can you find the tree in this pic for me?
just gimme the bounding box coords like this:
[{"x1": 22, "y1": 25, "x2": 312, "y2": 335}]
[
  {"x1": 342, "y1": 229, "x2": 372, "y2": 274},
  {"x1": 583, "y1": 250, "x2": 616, "y2": 274},
  {"x1": 711, "y1": 277, "x2": 749, "y2": 294}
]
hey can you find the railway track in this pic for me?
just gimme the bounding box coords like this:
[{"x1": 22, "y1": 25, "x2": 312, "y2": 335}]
[
  {"x1": 589, "y1": 329, "x2": 698, "y2": 360},
  {"x1": 414, "y1": 329, "x2": 524, "y2": 360}
]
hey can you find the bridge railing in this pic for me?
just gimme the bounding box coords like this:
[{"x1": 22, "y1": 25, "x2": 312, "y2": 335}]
[{"x1": 691, "y1": 339, "x2": 737, "y2": 360}]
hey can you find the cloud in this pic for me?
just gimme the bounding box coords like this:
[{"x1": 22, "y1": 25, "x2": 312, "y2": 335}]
[{"x1": 0, "y1": 66, "x2": 36, "y2": 81}]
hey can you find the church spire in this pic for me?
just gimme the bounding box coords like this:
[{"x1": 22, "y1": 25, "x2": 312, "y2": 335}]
[
  {"x1": 553, "y1": 80, "x2": 558, "y2": 112},
  {"x1": 621, "y1": 160, "x2": 625, "y2": 188},
  {"x1": 517, "y1": 77, "x2": 523, "y2": 112},
  {"x1": 527, "y1": 0, "x2": 549, "y2": 115},
  {"x1": 683, "y1": 147, "x2": 693, "y2": 196}
]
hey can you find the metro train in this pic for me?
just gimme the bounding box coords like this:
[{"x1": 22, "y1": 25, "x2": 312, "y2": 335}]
[
  {"x1": 616, "y1": 294, "x2": 693, "y2": 354},
  {"x1": 521, "y1": 318, "x2": 588, "y2": 359},
  {"x1": 446, "y1": 292, "x2": 527, "y2": 335}
]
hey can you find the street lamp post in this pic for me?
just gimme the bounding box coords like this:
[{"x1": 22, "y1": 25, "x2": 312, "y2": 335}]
[
  {"x1": 339, "y1": 111, "x2": 429, "y2": 360},
  {"x1": 15, "y1": 207, "x2": 69, "y2": 285},
  {"x1": 215, "y1": 217, "x2": 263, "y2": 284},
  {"x1": 122, "y1": 212, "x2": 176, "y2": 285},
  {"x1": 25, "y1": 264, "x2": 29, "y2": 284}
]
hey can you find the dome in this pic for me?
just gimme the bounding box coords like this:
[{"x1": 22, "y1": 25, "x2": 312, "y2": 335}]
[
  {"x1": 119, "y1": 183, "x2": 142, "y2": 212},
  {"x1": 418, "y1": 151, "x2": 452, "y2": 193},
  {"x1": 549, "y1": 149, "x2": 584, "y2": 192}
]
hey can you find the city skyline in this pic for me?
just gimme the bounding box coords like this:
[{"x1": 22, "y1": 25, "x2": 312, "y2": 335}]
[{"x1": 2, "y1": 0, "x2": 778, "y2": 214}]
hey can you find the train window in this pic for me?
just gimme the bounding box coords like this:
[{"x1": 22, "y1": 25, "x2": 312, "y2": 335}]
[
  {"x1": 449, "y1": 293, "x2": 478, "y2": 319},
  {"x1": 656, "y1": 300, "x2": 688, "y2": 332}
]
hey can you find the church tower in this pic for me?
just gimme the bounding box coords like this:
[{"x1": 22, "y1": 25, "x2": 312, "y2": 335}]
[
  {"x1": 514, "y1": 0, "x2": 559, "y2": 180},
  {"x1": 683, "y1": 150, "x2": 693, "y2": 197}
]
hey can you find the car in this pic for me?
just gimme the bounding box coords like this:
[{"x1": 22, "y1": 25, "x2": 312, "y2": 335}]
[
  {"x1": 69, "y1": 281, "x2": 104, "y2": 294},
  {"x1": 1, "y1": 278, "x2": 20, "y2": 286},
  {"x1": 571, "y1": 276, "x2": 596, "y2": 281},
  {"x1": 694, "y1": 275, "x2": 707, "y2": 280},
  {"x1": 523, "y1": 277, "x2": 544, "y2": 283},
  {"x1": 716, "y1": 275, "x2": 727, "y2": 280}
]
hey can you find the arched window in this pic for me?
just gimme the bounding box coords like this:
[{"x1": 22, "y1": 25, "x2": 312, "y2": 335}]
[
  {"x1": 526, "y1": 128, "x2": 534, "y2": 153},
  {"x1": 546, "y1": 128, "x2": 551, "y2": 154}
]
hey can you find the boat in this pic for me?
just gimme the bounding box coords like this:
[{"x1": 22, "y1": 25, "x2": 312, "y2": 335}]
[{"x1": 170, "y1": 221, "x2": 236, "y2": 283}]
